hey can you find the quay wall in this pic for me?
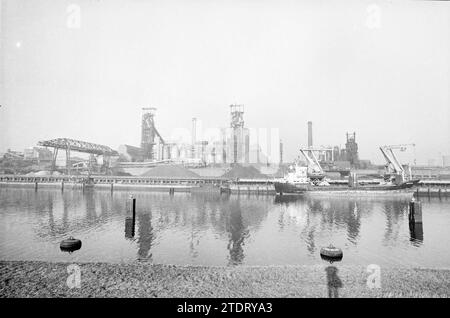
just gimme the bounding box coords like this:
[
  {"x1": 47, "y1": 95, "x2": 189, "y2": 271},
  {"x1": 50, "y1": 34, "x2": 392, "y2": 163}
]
[{"x1": 1, "y1": 175, "x2": 450, "y2": 197}]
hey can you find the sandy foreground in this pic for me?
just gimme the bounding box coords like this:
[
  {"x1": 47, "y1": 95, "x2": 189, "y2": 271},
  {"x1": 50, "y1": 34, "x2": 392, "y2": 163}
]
[{"x1": 1, "y1": 260, "x2": 449, "y2": 298}]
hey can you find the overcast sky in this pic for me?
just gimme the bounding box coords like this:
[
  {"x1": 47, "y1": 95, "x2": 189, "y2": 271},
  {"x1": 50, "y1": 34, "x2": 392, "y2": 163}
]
[{"x1": 1, "y1": 0, "x2": 449, "y2": 164}]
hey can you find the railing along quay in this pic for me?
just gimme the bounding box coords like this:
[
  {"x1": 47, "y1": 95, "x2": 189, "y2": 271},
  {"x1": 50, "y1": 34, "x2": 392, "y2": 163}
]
[{"x1": 0, "y1": 174, "x2": 229, "y2": 185}]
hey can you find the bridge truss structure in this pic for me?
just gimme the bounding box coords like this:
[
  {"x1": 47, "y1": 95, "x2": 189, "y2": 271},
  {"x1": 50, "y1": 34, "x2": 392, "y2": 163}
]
[{"x1": 38, "y1": 138, "x2": 119, "y2": 174}]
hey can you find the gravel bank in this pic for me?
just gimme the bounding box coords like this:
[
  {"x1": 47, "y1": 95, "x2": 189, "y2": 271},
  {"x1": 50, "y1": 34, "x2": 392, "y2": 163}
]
[{"x1": 1, "y1": 261, "x2": 449, "y2": 298}]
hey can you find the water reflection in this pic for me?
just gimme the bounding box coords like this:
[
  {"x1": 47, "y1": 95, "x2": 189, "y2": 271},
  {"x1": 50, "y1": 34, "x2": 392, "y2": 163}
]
[
  {"x1": 382, "y1": 200, "x2": 408, "y2": 245},
  {"x1": 124, "y1": 217, "x2": 135, "y2": 239},
  {"x1": 273, "y1": 195, "x2": 412, "y2": 254},
  {"x1": 409, "y1": 223, "x2": 424, "y2": 245},
  {"x1": 275, "y1": 196, "x2": 366, "y2": 246},
  {"x1": 325, "y1": 266, "x2": 342, "y2": 298},
  {"x1": 1, "y1": 188, "x2": 446, "y2": 266},
  {"x1": 137, "y1": 213, "x2": 153, "y2": 260},
  {"x1": 226, "y1": 200, "x2": 249, "y2": 265}
]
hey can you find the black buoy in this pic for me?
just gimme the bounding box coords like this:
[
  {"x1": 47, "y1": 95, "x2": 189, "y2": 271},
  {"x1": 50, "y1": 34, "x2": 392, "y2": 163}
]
[
  {"x1": 320, "y1": 244, "x2": 343, "y2": 263},
  {"x1": 60, "y1": 237, "x2": 82, "y2": 252}
]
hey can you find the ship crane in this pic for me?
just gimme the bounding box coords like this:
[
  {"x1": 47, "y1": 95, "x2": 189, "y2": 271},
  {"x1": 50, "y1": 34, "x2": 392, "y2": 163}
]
[
  {"x1": 379, "y1": 144, "x2": 415, "y2": 182},
  {"x1": 299, "y1": 148, "x2": 325, "y2": 179}
]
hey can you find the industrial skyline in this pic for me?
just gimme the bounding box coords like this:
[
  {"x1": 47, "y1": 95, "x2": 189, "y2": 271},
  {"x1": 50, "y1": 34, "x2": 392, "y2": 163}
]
[
  {"x1": 1, "y1": 0, "x2": 449, "y2": 165},
  {"x1": 2, "y1": 0, "x2": 450, "y2": 302}
]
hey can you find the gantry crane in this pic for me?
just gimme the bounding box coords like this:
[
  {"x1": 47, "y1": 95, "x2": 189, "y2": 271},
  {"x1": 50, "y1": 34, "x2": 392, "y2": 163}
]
[{"x1": 379, "y1": 144, "x2": 415, "y2": 183}]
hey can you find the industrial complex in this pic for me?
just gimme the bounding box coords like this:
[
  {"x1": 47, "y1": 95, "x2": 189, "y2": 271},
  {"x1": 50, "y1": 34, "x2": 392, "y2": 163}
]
[{"x1": 0, "y1": 104, "x2": 449, "y2": 182}]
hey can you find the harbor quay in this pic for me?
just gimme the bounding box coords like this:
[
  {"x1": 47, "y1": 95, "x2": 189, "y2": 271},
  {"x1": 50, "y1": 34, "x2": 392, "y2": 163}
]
[{"x1": 1, "y1": 174, "x2": 450, "y2": 197}]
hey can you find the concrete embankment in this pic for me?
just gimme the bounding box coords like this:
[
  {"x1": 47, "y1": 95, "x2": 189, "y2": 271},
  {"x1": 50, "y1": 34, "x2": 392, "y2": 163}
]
[{"x1": 1, "y1": 261, "x2": 449, "y2": 298}]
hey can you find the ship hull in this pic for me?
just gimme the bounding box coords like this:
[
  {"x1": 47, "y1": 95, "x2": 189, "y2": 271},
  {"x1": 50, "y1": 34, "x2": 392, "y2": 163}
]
[{"x1": 274, "y1": 180, "x2": 418, "y2": 196}]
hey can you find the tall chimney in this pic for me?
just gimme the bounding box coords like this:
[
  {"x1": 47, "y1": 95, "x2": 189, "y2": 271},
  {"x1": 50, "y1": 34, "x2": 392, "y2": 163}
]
[
  {"x1": 308, "y1": 121, "x2": 313, "y2": 148},
  {"x1": 191, "y1": 118, "x2": 197, "y2": 159},
  {"x1": 192, "y1": 118, "x2": 197, "y2": 145}
]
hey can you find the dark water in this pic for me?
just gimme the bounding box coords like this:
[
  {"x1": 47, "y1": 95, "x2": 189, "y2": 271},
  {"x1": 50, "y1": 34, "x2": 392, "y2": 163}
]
[{"x1": 1, "y1": 188, "x2": 449, "y2": 267}]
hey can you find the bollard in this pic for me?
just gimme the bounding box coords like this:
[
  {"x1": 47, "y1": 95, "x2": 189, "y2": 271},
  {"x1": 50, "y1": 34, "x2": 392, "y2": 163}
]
[
  {"x1": 127, "y1": 195, "x2": 136, "y2": 220},
  {"x1": 34, "y1": 181, "x2": 38, "y2": 191},
  {"x1": 110, "y1": 183, "x2": 114, "y2": 193},
  {"x1": 125, "y1": 195, "x2": 136, "y2": 237},
  {"x1": 61, "y1": 180, "x2": 64, "y2": 192},
  {"x1": 409, "y1": 200, "x2": 422, "y2": 224},
  {"x1": 348, "y1": 173, "x2": 358, "y2": 188}
]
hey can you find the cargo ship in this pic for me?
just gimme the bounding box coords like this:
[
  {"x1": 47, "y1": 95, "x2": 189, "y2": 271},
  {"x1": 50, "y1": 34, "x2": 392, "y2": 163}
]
[{"x1": 274, "y1": 147, "x2": 420, "y2": 196}]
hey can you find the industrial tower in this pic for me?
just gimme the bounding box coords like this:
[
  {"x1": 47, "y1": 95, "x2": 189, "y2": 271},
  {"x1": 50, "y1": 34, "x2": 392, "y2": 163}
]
[
  {"x1": 230, "y1": 104, "x2": 244, "y2": 129},
  {"x1": 308, "y1": 121, "x2": 313, "y2": 148},
  {"x1": 345, "y1": 132, "x2": 359, "y2": 166},
  {"x1": 229, "y1": 104, "x2": 249, "y2": 164},
  {"x1": 141, "y1": 107, "x2": 166, "y2": 161},
  {"x1": 141, "y1": 108, "x2": 156, "y2": 160}
]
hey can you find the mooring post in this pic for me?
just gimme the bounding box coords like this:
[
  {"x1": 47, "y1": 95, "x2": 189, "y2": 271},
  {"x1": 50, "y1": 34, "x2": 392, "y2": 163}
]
[
  {"x1": 409, "y1": 199, "x2": 422, "y2": 224},
  {"x1": 128, "y1": 194, "x2": 136, "y2": 221},
  {"x1": 348, "y1": 173, "x2": 357, "y2": 188},
  {"x1": 126, "y1": 194, "x2": 136, "y2": 231}
]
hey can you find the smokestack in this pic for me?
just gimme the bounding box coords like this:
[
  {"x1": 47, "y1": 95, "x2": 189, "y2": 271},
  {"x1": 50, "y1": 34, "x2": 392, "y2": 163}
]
[
  {"x1": 308, "y1": 121, "x2": 313, "y2": 148},
  {"x1": 192, "y1": 118, "x2": 197, "y2": 145},
  {"x1": 191, "y1": 118, "x2": 197, "y2": 159}
]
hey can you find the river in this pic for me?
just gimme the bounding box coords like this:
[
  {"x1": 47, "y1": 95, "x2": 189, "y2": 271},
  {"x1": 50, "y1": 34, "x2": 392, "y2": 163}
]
[{"x1": 1, "y1": 188, "x2": 449, "y2": 267}]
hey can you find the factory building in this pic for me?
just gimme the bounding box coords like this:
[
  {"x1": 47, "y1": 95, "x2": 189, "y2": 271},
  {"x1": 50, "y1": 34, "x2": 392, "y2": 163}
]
[
  {"x1": 304, "y1": 122, "x2": 363, "y2": 169},
  {"x1": 175, "y1": 105, "x2": 281, "y2": 165},
  {"x1": 118, "y1": 105, "x2": 282, "y2": 167},
  {"x1": 23, "y1": 147, "x2": 52, "y2": 163},
  {"x1": 443, "y1": 156, "x2": 450, "y2": 167}
]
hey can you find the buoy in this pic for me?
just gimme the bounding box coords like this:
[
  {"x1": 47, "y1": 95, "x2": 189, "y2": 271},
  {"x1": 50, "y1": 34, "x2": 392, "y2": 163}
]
[
  {"x1": 60, "y1": 237, "x2": 82, "y2": 252},
  {"x1": 320, "y1": 244, "x2": 343, "y2": 262}
]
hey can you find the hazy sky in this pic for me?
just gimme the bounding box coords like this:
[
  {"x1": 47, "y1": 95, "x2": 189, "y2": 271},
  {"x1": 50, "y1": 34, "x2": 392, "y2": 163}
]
[{"x1": 1, "y1": 0, "x2": 449, "y2": 164}]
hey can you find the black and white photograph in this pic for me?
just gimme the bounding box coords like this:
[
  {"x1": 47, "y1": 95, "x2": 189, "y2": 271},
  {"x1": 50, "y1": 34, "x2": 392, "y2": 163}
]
[{"x1": 1, "y1": 0, "x2": 450, "y2": 305}]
